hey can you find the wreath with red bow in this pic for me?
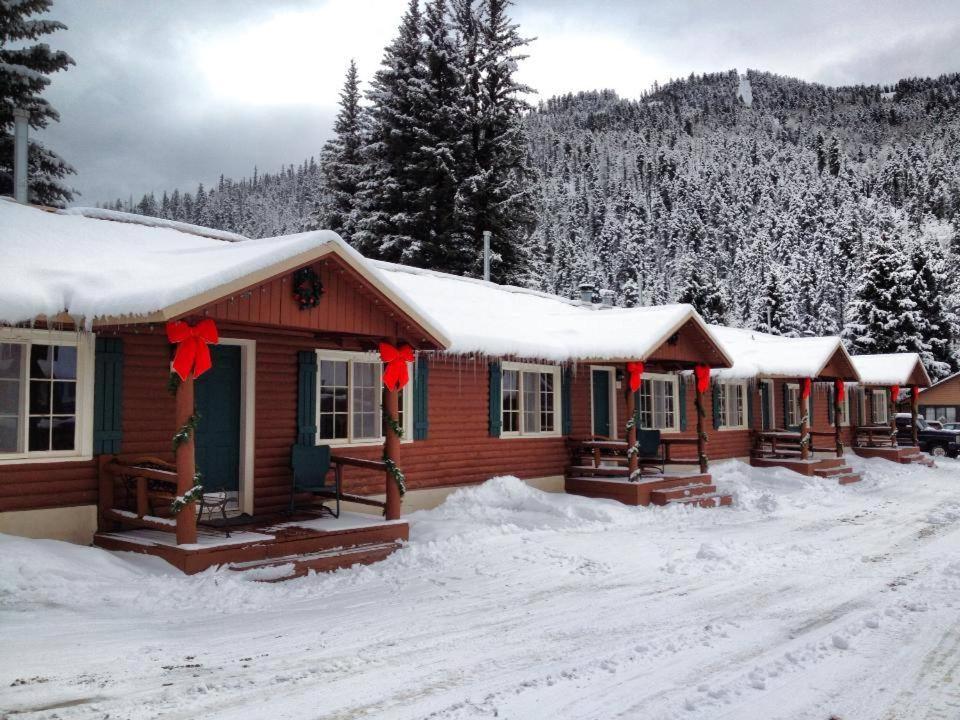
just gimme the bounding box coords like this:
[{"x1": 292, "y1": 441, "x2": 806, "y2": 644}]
[{"x1": 293, "y1": 267, "x2": 324, "y2": 310}]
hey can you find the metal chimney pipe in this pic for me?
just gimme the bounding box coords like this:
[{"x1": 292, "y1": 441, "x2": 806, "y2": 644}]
[
  {"x1": 13, "y1": 108, "x2": 29, "y2": 204},
  {"x1": 482, "y1": 230, "x2": 491, "y2": 282}
]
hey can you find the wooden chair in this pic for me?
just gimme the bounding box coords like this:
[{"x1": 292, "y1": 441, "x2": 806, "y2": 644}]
[{"x1": 290, "y1": 444, "x2": 342, "y2": 518}]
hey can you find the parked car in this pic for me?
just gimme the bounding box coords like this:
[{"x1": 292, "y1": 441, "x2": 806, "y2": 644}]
[
  {"x1": 895, "y1": 415, "x2": 960, "y2": 458},
  {"x1": 942, "y1": 422, "x2": 960, "y2": 432}
]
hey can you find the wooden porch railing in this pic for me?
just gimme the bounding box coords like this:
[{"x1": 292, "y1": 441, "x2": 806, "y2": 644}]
[
  {"x1": 852, "y1": 425, "x2": 898, "y2": 448},
  {"x1": 753, "y1": 429, "x2": 839, "y2": 458},
  {"x1": 97, "y1": 455, "x2": 180, "y2": 533}
]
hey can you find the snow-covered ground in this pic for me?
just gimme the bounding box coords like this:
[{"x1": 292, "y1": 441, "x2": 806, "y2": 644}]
[{"x1": 2, "y1": 457, "x2": 960, "y2": 719}]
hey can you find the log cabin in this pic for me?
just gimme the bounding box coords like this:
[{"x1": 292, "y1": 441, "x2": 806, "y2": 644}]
[{"x1": 902, "y1": 370, "x2": 960, "y2": 427}]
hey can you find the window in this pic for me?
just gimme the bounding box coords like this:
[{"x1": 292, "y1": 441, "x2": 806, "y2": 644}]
[
  {"x1": 785, "y1": 383, "x2": 801, "y2": 427},
  {"x1": 315, "y1": 351, "x2": 413, "y2": 445},
  {"x1": 924, "y1": 406, "x2": 958, "y2": 423},
  {"x1": 760, "y1": 379, "x2": 775, "y2": 430},
  {"x1": 638, "y1": 373, "x2": 679, "y2": 432},
  {"x1": 872, "y1": 389, "x2": 889, "y2": 424},
  {"x1": 0, "y1": 330, "x2": 93, "y2": 461},
  {"x1": 501, "y1": 362, "x2": 560, "y2": 436},
  {"x1": 717, "y1": 381, "x2": 747, "y2": 429},
  {"x1": 835, "y1": 387, "x2": 850, "y2": 426}
]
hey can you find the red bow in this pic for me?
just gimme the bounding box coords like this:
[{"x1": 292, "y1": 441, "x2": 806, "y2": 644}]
[
  {"x1": 379, "y1": 342, "x2": 414, "y2": 391},
  {"x1": 694, "y1": 365, "x2": 711, "y2": 394},
  {"x1": 834, "y1": 379, "x2": 845, "y2": 403},
  {"x1": 891, "y1": 385, "x2": 900, "y2": 402},
  {"x1": 626, "y1": 361, "x2": 644, "y2": 393},
  {"x1": 800, "y1": 378, "x2": 812, "y2": 401},
  {"x1": 166, "y1": 319, "x2": 219, "y2": 381}
]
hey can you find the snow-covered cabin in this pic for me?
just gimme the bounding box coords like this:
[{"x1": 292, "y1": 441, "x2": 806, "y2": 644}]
[{"x1": 1, "y1": 200, "x2": 740, "y2": 570}]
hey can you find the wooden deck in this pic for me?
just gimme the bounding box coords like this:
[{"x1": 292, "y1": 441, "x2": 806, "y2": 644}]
[
  {"x1": 749, "y1": 455, "x2": 862, "y2": 484},
  {"x1": 94, "y1": 511, "x2": 408, "y2": 578}
]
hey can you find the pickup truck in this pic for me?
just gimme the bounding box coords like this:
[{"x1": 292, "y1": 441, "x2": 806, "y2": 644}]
[{"x1": 895, "y1": 414, "x2": 960, "y2": 458}]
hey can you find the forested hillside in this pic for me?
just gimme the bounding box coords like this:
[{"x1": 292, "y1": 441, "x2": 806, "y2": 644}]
[{"x1": 113, "y1": 66, "x2": 960, "y2": 378}]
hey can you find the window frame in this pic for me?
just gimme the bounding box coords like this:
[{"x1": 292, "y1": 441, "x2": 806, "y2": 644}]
[
  {"x1": 717, "y1": 380, "x2": 748, "y2": 430},
  {"x1": 637, "y1": 371, "x2": 680, "y2": 433},
  {"x1": 499, "y1": 361, "x2": 562, "y2": 438},
  {"x1": 835, "y1": 386, "x2": 851, "y2": 427},
  {"x1": 785, "y1": 382, "x2": 801, "y2": 428},
  {"x1": 0, "y1": 328, "x2": 95, "y2": 465},
  {"x1": 872, "y1": 388, "x2": 889, "y2": 424},
  {"x1": 314, "y1": 349, "x2": 414, "y2": 448}
]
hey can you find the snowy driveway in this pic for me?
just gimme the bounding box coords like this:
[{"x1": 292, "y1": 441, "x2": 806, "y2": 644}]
[{"x1": 2, "y1": 457, "x2": 960, "y2": 719}]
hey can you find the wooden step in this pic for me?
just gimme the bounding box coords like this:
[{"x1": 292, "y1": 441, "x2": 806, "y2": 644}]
[
  {"x1": 228, "y1": 541, "x2": 402, "y2": 581},
  {"x1": 649, "y1": 483, "x2": 716, "y2": 506},
  {"x1": 837, "y1": 473, "x2": 862, "y2": 485},
  {"x1": 813, "y1": 465, "x2": 854, "y2": 478},
  {"x1": 667, "y1": 493, "x2": 733, "y2": 508},
  {"x1": 568, "y1": 464, "x2": 630, "y2": 477}
]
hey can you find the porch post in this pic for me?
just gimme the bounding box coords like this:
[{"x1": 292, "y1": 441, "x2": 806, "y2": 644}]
[
  {"x1": 624, "y1": 365, "x2": 638, "y2": 481},
  {"x1": 383, "y1": 386, "x2": 402, "y2": 520},
  {"x1": 889, "y1": 388, "x2": 898, "y2": 448},
  {"x1": 833, "y1": 383, "x2": 843, "y2": 458},
  {"x1": 799, "y1": 378, "x2": 810, "y2": 461},
  {"x1": 175, "y1": 375, "x2": 198, "y2": 545},
  {"x1": 910, "y1": 386, "x2": 919, "y2": 447},
  {"x1": 695, "y1": 381, "x2": 708, "y2": 474}
]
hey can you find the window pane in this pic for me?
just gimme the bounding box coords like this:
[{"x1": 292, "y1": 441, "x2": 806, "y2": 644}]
[
  {"x1": 319, "y1": 386, "x2": 334, "y2": 413},
  {"x1": 51, "y1": 416, "x2": 75, "y2": 450},
  {"x1": 334, "y1": 413, "x2": 348, "y2": 439},
  {"x1": 319, "y1": 414, "x2": 334, "y2": 439},
  {"x1": 0, "y1": 343, "x2": 22, "y2": 379},
  {"x1": 30, "y1": 345, "x2": 51, "y2": 379},
  {"x1": 28, "y1": 416, "x2": 50, "y2": 451},
  {"x1": 540, "y1": 373, "x2": 554, "y2": 431},
  {"x1": 0, "y1": 379, "x2": 19, "y2": 415},
  {"x1": 502, "y1": 370, "x2": 519, "y2": 432},
  {"x1": 29, "y1": 381, "x2": 51, "y2": 414},
  {"x1": 50, "y1": 346, "x2": 77, "y2": 380},
  {"x1": 0, "y1": 416, "x2": 18, "y2": 452},
  {"x1": 52, "y1": 381, "x2": 76, "y2": 414},
  {"x1": 522, "y1": 372, "x2": 539, "y2": 433}
]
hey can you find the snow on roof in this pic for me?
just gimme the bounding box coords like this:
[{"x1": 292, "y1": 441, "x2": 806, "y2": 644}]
[
  {"x1": 708, "y1": 325, "x2": 854, "y2": 380},
  {"x1": 0, "y1": 199, "x2": 449, "y2": 346},
  {"x1": 851, "y1": 353, "x2": 931, "y2": 387},
  {"x1": 371, "y1": 260, "x2": 731, "y2": 364},
  {"x1": 61, "y1": 206, "x2": 248, "y2": 243}
]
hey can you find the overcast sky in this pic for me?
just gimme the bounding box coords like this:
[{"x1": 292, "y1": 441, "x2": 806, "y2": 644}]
[{"x1": 34, "y1": 0, "x2": 960, "y2": 205}]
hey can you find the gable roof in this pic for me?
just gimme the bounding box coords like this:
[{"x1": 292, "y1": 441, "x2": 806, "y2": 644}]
[
  {"x1": 708, "y1": 325, "x2": 860, "y2": 381},
  {"x1": 0, "y1": 199, "x2": 450, "y2": 348},
  {"x1": 371, "y1": 261, "x2": 733, "y2": 365},
  {"x1": 917, "y1": 369, "x2": 959, "y2": 394},
  {"x1": 851, "y1": 353, "x2": 932, "y2": 388}
]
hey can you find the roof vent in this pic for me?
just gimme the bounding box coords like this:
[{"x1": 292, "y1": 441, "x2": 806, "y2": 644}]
[
  {"x1": 599, "y1": 289, "x2": 615, "y2": 307},
  {"x1": 578, "y1": 281, "x2": 596, "y2": 305}
]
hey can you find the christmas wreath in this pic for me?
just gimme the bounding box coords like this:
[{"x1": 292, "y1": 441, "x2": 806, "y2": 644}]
[{"x1": 293, "y1": 267, "x2": 324, "y2": 310}]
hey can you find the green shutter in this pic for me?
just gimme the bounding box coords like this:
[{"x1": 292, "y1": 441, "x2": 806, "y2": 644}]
[
  {"x1": 678, "y1": 375, "x2": 688, "y2": 431},
  {"x1": 712, "y1": 381, "x2": 721, "y2": 430},
  {"x1": 297, "y1": 351, "x2": 317, "y2": 445},
  {"x1": 746, "y1": 380, "x2": 755, "y2": 429},
  {"x1": 827, "y1": 387, "x2": 835, "y2": 424},
  {"x1": 93, "y1": 337, "x2": 124, "y2": 454},
  {"x1": 782, "y1": 382, "x2": 791, "y2": 429},
  {"x1": 561, "y1": 367, "x2": 573, "y2": 435},
  {"x1": 413, "y1": 357, "x2": 429, "y2": 440},
  {"x1": 808, "y1": 387, "x2": 815, "y2": 424},
  {"x1": 489, "y1": 362, "x2": 502, "y2": 437}
]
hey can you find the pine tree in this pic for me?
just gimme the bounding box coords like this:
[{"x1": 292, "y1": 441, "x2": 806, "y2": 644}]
[
  {"x1": 0, "y1": 0, "x2": 75, "y2": 205},
  {"x1": 675, "y1": 253, "x2": 727, "y2": 324},
  {"x1": 757, "y1": 266, "x2": 789, "y2": 335},
  {"x1": 843, "y1": 233, "x2": 911, "y2": 354},
  {"x1": 317, "y1": 59, "x2": 365, "y2": 239},
  {"x1": 906, "y1": 238, "x2": 956, "y2": 378},
  {"x1": 354, "y1": 0, "x2": 428, "y2": 262}
]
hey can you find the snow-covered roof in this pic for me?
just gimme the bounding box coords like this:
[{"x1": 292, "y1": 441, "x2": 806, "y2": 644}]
[
  {"x1": 61, "y1": 206, "x2": 248, "y2": 243},
  {"x1": 0, "y1": 199, "x2": 450, "y2": 347},
  {"x1": 372, "y1": 261, "x2": 733, "y2": 364},
  {"x1": 708, "y1": 325, "x2": 859, "y2": 380},
  {"x1": 852, "y1": 354, "x2": 932, "y2": 387}
]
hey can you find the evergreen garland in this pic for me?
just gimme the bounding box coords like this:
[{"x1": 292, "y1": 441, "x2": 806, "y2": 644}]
[
  {"x1": 383, "y1": 456, "x2": 406, "y2": 497},
  {"x1": 172, "y1": 413, "x2": 201, "y2": 453},
  {"x1": 292, "y1": 267, "x2": 324, "y2": 310},
  {"x1": 166, "y1": 371, "x2": 181, "y2": 396},
  {"x1": 170, "y1": 472, "x2": 204, "y2": 515}
]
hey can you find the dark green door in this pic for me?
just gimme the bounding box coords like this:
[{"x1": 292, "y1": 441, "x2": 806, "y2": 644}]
[
  {"x1": 592, "y1": 369, "x2": 611, "y2": 438},
  {"x1": 760, "y1": 381, "x2": 772, "y2": 430},
  {"x1": 194, "y1": 345, "x2": 242, "y2": 492}
]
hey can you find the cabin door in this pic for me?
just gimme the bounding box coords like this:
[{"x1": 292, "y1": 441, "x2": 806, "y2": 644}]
[
  {"x1": 760, "y1": 380, "x2": 774, "y2": 430},
  {"x1": 591, "y1": 368, "x2": 614, "y2": 438},
  {"x1": 194, "y1": 345, "x2": 242, "y2": 496}
]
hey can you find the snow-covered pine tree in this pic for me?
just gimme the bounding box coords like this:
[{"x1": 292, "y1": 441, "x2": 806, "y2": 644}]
[
  {"x1": 842, "y1": 233, "x2": 911, "y2": 354},
  {"x1": 905, "y1": 238, "x2": 956, "y2": 378},
  {"x1": 353, "y1": 0, "x2": 428, "y2": 262},
  {"x1": 757, "y1": 265, "x2": 789, "y2": 335},
  {"x1": 674, "y1": 252, "x2": 727, "y2": 324},
  {"x1": 316, "y1": 59, "x2": 365, "y2": 239},
  {"x1": 0, "y1": 0, "x2": 75, "y2": 205}
]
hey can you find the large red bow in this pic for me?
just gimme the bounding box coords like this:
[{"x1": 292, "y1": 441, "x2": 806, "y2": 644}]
[
  {"x1": 800, "y1": 378, "x2": 812, "y2": 401},
  {"x1": 890, "y1": 385, "x2": 900, "y2": 402},
  {"x1": 166, "y1": 319, "x2": 219, "y2": 381},
  {"x1": 379, "y1": 342, "x2": 414, "y2": 391},
  {"x1": 833, "y1": 378, "x2": 845, "y2": 403},
  {"x1": 694, "y1": 365, "x2": 711, "y2": 394},
  {"x1": 626, "y1": 361, "x2": 644, "y2": 393}
]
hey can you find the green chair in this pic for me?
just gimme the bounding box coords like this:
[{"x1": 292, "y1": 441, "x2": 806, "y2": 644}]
[
  {"x1": 636, "y1": 429, "x2": 665, "y2": 475},
  {"x1": 290, "y1": 444, "x2": 342, "y2": 517}
]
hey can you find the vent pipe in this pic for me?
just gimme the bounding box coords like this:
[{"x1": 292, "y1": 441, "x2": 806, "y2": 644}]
[
  {"x1": 13, "y1": 108, "x2": 29, "y2": 204},
  {"x1": 578, "y1": 281, "x2": 595, "y2": 305},
  {"x1": 482, "y1": 230, "x2": 491, "y2": 282}
]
